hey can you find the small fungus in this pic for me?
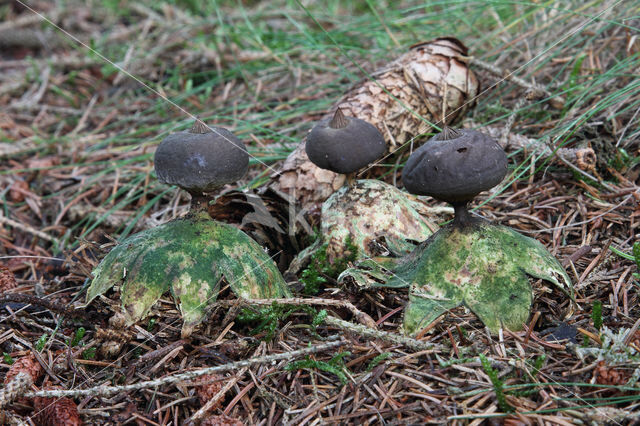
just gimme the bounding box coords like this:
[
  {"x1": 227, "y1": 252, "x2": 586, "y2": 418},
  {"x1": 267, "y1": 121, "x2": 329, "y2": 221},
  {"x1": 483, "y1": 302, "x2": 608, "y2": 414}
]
[
  {"x1": 301, "y1": 110, "x2": 435, "y2": 263},
  {"x1": 306, "y1": 108, "x2": 386, "y2": 182}
]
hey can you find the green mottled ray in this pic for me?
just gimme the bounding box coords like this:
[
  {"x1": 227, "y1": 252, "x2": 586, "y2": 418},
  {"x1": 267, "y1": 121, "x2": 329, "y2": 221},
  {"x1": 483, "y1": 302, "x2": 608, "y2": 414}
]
[
  {"x1": 86, "y1": 212, "x2": 291, "y2": 336},
  {"x1": 322, "y1": 180, "x2": 435, "y2": 261},
  {"x1": 386, "y1": 221, "x2": 572, "y2": 335},
  {"x1": 341, "y1": 220, "x2": 573, "y2": 335}
]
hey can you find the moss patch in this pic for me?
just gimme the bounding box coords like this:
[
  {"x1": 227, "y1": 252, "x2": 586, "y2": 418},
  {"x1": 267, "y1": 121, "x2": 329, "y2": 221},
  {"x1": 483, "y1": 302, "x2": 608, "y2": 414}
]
[{"x1": 300, "y1": 235, "x2": 358, "y2": 295}]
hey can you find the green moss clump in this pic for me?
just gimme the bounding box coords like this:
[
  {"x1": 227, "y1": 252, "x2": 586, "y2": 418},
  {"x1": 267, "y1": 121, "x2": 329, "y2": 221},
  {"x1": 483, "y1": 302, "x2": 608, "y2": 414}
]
[
  {"x1": 300, "y1": 236, "x2": 358, "y2": 295},
  {"x1": 592, "y1": 300, "x2": 603, "y2": 330},
  {"x1": 480, "y1": 353, "x2": 513, "y2": 413},
  {"x1": 236, "y1": 303, "x2": 326, "y2": 341},
  {"x1": 286, "y1": 351, "x2": 352, "y2": 385}
]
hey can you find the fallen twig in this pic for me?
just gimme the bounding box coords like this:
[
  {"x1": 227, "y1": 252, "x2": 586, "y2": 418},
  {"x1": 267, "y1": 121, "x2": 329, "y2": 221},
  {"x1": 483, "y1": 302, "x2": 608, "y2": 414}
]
[
  {"x1": 0, "y1": 211, "x2": 60, "y2": 245},
  {"x1": 0, "y1": 293, "x2": 94, "y2": 320},
  {"x1": 0, "y1": 9, "x2": 61, "y2": 33},
  {"x1": 479, "y1": 125, "x2": 597, "y2": 172},
  {"x1": 325, "y1": 316, "x2": 442, "y2": 352},
  {"x1": 24, "y1": 337, "x2": 345, "y2": 399},
  {"x1": 186, "y1": 344, "x2": 264, "y2": 425},
  {"x1": 465, "y1": 56, "x2": 565, "y2": 109},
  {"x1": 215, "y1": 297, "x2": 377, "y2": 328}
]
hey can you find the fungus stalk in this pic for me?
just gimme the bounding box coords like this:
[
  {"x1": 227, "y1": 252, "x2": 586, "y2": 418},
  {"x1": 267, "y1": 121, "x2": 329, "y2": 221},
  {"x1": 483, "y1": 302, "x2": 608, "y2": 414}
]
[
  {"x1": 185, "y1": 120, "x2": 212, "y2": 214},
  {"x1": 189, "y1": 192, "x2": 209, "y2": 213},
  {"x1": 452, "y1": 202, "x2": 474, "y2": 228},
  {"x1": 432, "y1": 127, "x2": 480, "y2": 228}
]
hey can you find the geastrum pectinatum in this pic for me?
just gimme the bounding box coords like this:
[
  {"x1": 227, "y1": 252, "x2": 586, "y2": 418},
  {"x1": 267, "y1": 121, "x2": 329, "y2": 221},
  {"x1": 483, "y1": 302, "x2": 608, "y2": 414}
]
[
  {"x1": 342, "y1": 127, "x2": 573, "y2": 335},
  {"x1": 304, "y1": 109, "x2": 439, "y2": 263},
  {"x1": 85, "y1": 120, "x2": 291, "y2": 337}
]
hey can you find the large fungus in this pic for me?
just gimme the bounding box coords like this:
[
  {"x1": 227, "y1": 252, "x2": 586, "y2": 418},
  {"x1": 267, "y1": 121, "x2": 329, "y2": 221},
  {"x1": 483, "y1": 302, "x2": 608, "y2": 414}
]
[
  {"x1": 303, "y1": 110, "x2": 438, "y2": 263},
  {"x1": 86, "y1": 120, "x2": 290, "y2": 338},
  {"x1": 341, "y1": 127, "x2": 573, "y2": 335}
]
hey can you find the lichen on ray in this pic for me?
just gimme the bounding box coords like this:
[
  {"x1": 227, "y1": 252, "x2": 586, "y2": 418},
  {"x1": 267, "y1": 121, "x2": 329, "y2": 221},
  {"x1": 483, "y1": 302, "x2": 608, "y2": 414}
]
[
  {"x1": 86, "y1": 212, "x2": 291, "y2": 337},
  {"x1": 341, "y1": 220, "x2": 572, "y2": 335}
]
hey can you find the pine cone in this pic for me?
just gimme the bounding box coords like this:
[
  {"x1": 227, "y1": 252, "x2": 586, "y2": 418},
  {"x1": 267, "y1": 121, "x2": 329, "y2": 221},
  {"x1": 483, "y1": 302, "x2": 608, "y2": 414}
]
[
  {"x1": 0, "y1": 265, "x2": 18, "y2": 292},
  {"x1": 0, "y1": 372, "x2": 32, "y2": 409},
  {"x1": 3, "y1": 354, "x2": 42, "y2": 412},
  {"x1": 95, "y1": 313, "x2": 133, "y2": 358},
  {"x1": 274, "y1": 37, "x2": 479, "y2": 212},
  {"x1": 200, "y1": 414, "x2": 243, "y2": 426},
  {"x1": 33, "y1": 391, "x2": 81, "y2": 426},
  {"x1": 193, "y1": 374, "x2": 224, "y2": 409},
  {"x1": 594, "y1": 360, "x2": 630, "y2": 386},
  {"x1": 630, "y1": 329, "x2": 640, "y2": 350},
  {"x1": 4, "y1": 353, "x2": 43, "y2": 385}
]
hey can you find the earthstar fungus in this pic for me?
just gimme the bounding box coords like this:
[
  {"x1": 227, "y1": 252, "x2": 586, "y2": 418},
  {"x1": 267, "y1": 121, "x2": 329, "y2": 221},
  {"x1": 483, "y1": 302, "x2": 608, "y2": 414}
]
[
  {"x1": 86, "y1": 120, "x2": 290, "y2": 338},
  {"x1": 341, "y1": 127, "x2": 573, "y2": 335},
  {"x1": 304, "y1": 110, "x2": 436, "y2": 262}
]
